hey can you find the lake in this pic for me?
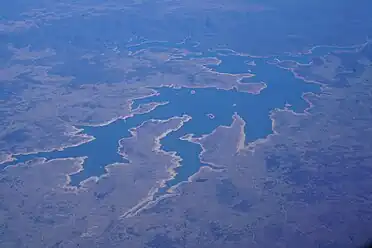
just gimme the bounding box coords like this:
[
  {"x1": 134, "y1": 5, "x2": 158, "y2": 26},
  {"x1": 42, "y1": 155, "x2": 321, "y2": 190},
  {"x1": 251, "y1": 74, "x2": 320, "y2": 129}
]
[{"x1": 5, "y1": 42, "x2": 353, "y2": 194}]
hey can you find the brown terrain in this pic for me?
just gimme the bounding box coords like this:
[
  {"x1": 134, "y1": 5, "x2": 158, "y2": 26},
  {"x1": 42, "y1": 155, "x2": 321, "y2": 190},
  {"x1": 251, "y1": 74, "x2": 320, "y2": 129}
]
[
  {"x1": 1, "y1": 0, "x2": 372, "y2": 247},
  {"x1": 1, "y1": 45, "x2": 372, "y2": 247}
]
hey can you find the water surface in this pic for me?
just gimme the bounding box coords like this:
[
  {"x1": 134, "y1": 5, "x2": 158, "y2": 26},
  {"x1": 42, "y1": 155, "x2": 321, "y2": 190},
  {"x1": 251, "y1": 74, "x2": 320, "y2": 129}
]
[{"x1": 5, "y1": 43, "x2": 342, "y2": 193}]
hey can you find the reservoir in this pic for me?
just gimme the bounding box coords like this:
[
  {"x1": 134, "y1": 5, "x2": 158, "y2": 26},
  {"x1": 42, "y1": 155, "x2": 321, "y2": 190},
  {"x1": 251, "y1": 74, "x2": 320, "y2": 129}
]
[{"x1": 3, "y1": 42, "x2": 337, "y2": 194}]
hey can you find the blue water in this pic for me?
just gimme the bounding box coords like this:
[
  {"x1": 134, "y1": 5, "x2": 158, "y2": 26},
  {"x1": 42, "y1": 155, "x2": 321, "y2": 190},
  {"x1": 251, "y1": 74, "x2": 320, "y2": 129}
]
[{"x1": 4, "y1": 42, "x2": 345, "y2": 193}]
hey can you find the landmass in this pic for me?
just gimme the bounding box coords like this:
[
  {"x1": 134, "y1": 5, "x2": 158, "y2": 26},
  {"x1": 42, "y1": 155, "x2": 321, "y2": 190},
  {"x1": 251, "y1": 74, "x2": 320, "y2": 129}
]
[
  {"x1": 1, "y1": 45, "x2": 371, "y2": 247},
  {"x1": 1, "y1": 1, "x2": 372, "y2": 247}
]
